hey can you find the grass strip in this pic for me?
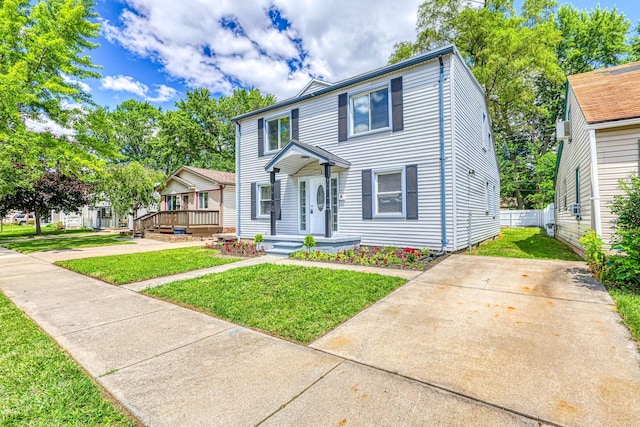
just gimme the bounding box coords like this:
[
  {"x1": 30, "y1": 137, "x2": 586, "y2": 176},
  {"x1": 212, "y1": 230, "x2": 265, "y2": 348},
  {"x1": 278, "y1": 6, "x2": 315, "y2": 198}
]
[
  {"x1": 56, "y1": 246, "x2": 241, "y2": 285},
  {"x1": 468, "y1": 227, "x2": 582, "y2": 261},
  {"x1": 0, "y1": 224, "x2": 91, "y2": 240},
  {"x1": 144, "y1": 263, "x2": 406, "y2": 344},
  {"x1": 610, "y1": 289, "x2": 640, "y2": 346},
  {"x1": 0, "y1": 292, "x2": 136, "y2": 426},
  {"x1": 1, "y1": 235, "x2": 133, "y2": 254}
]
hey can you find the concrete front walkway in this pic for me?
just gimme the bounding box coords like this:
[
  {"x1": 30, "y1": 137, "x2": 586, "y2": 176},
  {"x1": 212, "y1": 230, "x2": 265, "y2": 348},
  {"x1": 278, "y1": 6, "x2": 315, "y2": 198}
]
[{"x1": 1, "y1": 247, "x2": 639, "y2": 426}]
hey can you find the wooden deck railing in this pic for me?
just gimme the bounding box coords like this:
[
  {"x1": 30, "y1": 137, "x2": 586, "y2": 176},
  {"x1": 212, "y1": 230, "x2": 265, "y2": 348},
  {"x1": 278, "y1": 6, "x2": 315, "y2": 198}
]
[{"x1": 135, "y1": 210, "x2": 220, "y2": 232}]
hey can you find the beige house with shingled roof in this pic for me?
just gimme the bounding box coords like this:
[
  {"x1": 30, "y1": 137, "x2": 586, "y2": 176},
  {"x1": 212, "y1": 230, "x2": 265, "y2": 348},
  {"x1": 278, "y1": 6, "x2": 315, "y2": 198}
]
[{"x1": 555, "y1": 61, "x2": 640, "y2": 251}]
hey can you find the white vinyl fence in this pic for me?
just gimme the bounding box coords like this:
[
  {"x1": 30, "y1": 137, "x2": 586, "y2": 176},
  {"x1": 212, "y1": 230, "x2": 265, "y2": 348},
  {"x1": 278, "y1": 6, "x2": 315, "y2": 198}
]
[{"x1": 500, "y1": 204, "x2": 555, "y2": 236}]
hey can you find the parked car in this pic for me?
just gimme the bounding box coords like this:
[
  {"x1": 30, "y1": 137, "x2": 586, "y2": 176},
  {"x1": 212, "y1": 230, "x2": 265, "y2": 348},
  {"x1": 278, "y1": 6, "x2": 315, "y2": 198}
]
[{"x1": 11, "y1": 213, "x2": 35, "y2": 225}]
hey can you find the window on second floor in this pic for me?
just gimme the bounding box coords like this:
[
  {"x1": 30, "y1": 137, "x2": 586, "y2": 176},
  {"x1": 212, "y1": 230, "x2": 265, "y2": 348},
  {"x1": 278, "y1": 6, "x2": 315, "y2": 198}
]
[
  {"x1": 351, "y1": 86, "x2": 389, "y2": 135},
  {"x1": 266, "y1": 115, "x2": 290, "y2": 152}
]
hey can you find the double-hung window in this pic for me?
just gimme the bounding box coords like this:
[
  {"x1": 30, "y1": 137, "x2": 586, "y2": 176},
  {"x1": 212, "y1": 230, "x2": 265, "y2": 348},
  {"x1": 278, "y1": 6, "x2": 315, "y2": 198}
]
[
  {"x1": 258, "y1": 184, "x2": 272, "y2": 217},
  {"x1": 351, "y1": 85, "x2": 390, "y2": 135},
  {"x1": 374, "y1": 169, "x2": 404, "y2": 216},
  {"x1": 266, "y1": 115, "x2": 290, "y2": 152},
  {"x1": 198, "y1": 192, "x2": 209, "y2": 209}
]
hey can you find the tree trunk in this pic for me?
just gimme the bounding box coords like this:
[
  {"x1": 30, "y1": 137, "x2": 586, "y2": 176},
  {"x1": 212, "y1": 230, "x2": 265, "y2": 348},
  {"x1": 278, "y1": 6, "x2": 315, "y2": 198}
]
[{"x1": 34, "y1": 208, "x2": 42, "y2": 235}]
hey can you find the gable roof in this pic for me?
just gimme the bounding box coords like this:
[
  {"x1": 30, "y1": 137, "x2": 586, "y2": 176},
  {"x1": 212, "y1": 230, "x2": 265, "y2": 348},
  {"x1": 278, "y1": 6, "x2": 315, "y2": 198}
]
[
  {"x1": 568, "y1": 61, "x2": 640, "y2": 124},
  {"x1": 296, "y1": 79, "x2": 333, "y2": 97},
  {"x1": 233, "y1": 44, "x2": 458, "y2": 122},
  {"x1": 174, "y1": 166, "x2": 235, "y2": 185}
]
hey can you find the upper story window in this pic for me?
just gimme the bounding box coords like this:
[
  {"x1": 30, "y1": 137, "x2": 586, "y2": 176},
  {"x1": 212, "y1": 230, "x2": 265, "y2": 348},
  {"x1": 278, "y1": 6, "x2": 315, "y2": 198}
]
[
  {"x1": 482, "y1": 112, "x2": 489, "y2": 151},
  {"x1": 266, "y1": 115, "x2": 290, "y2": 152},
  {"x1": 351, "y1": 85, "x2": 390, "y2": 135}
]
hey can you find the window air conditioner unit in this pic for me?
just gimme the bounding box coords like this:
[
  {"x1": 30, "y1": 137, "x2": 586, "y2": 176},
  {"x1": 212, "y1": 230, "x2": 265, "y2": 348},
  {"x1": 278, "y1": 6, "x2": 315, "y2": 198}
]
[
  {"x1": 556, "y1": 120, "x2": 571, "y2": 140},
  {"x1": 570, "y1": 203, "x2": 580, "y2": 216}
]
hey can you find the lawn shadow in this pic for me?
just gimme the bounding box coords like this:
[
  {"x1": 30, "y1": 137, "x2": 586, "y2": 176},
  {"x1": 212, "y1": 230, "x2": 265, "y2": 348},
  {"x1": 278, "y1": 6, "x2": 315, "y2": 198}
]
[{"x1": 512, "y1": 228, "x2": 582, "y2": 261}]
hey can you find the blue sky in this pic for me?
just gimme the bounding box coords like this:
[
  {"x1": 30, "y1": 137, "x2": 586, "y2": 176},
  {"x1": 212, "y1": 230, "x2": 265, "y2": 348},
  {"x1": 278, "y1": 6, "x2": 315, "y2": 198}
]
[{"x1": 84, "y1": 1, "x2": 640, "y2": 111}]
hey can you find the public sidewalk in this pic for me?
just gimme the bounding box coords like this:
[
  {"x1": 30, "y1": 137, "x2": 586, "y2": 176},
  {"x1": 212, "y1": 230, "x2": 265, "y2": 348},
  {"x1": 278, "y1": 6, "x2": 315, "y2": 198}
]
[{"x1": 2, "y1": 246, "x2": 640, "y2": 426}]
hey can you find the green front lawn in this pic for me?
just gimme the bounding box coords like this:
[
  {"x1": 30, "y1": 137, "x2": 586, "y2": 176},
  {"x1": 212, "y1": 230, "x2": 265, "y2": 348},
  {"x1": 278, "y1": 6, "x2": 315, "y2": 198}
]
[
  {"x1": 1, "y1": 235, "x2": 133, "y2": 254},
  {"x1": 144, "y1": 264, "x2": 406, "y2": 343},
  {"x1": 0, "y1": 292, "x2": 136, "y2": 426},
  {"x1": 56, "y1": 246, "x2": 241, "y2": 285},
  {"x1": 0, "y1": 224, "x2": 91, "y2": 240},
  {"x1": 468, "y1": 227, "x2": 582, "y2": 261}
]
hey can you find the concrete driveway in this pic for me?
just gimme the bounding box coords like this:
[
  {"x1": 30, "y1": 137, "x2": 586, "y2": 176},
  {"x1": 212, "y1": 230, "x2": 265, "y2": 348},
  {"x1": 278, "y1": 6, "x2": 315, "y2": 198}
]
[{"x1": 311, "y1": 254, "x2": 640, "y2": 427}]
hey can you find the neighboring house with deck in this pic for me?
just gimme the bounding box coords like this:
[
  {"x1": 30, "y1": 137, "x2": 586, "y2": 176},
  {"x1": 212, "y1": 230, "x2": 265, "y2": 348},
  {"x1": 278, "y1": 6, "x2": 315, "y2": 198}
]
[
  {"x1": 136, "y1": 166, "x2": 236, "y2": 236},
  {"x1": 555, "y1": 61, "x2": 640, "y2": 251},
  {"x1": 233, "y1": 45, "x2": 500, "y2": 254}
]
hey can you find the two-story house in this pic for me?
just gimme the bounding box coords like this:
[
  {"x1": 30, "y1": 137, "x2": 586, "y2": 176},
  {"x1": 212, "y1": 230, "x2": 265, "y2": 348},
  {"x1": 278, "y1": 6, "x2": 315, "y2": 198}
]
[{"x1": 234, "y1": 45, "x2": 500, "y2": 254}]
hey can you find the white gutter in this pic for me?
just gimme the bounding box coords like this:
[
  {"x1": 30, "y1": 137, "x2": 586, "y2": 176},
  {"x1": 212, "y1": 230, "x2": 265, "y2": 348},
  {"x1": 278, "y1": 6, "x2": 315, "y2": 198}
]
[
  {"x1": 588, "y1": 129, "x2": 602, "y2": 236},
  {"x1": 585, "y1": 117, "x2": 640, "y2": 130}
]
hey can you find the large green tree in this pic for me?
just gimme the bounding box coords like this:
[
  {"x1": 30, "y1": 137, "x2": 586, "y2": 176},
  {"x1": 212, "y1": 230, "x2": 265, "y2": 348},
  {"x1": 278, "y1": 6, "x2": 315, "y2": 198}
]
[
  {"x1": 158, "y1": 88, "x2": 275, "y2": 173},
  {"x1": 0, "y1": 0, "x2": 106, "y2": 196},
  {"x1": 391, "y1": 0, "x2": 636, "y2": 208}
]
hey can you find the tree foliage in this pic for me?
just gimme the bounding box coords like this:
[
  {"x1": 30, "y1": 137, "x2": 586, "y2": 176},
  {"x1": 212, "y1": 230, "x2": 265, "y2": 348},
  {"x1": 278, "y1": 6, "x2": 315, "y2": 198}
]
[
  {"x1": 0, "y1": 0, "x2": 105, "y2": 196},
  {"x1": 390, "y1": 0, "x2": 637, "y2": 208},
  {"x1": 99, "y1": 162, "x2": 165, "y2": 219},
  {"x1": 157, "y1": 88, "x2": 275, "y2": 173},
  {"x1": 0, "y1": 170, "x2": 94, "y2": 234}
]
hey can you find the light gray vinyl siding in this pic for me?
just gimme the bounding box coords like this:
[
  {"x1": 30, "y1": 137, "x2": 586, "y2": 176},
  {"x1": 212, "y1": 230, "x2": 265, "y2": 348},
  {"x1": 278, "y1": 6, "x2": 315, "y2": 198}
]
[
  {"x1": 596, "y1": 125, "x2": 640, "y2": 245},
  {"x1": 237, "y1": 53, "x2": 487, "y2": 250},
  {"x1": 555, "y1": 87, "x2": 592, "y2": 250},
  {"x1": 222, "y1": 185, "x2": 236, "y2": 229},
  {"x1": 163, "y1": 180, "x2": 190, "y2": 195},
  {"x1": 299, "y1": 80, "x2": 332, "y2": 96},
  {"x1": 179, "y1": 170, "x2": 221, "y2": 191},
  {"x1": 451, "y1": 54, "x2": 500, "y2": 250}
]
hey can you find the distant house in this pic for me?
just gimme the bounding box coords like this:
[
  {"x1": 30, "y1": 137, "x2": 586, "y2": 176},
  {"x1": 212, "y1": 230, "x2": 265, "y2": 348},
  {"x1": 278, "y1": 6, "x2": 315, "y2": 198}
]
[
  {"x1": 136, "y1": 166, "x2": 236, "y2": 236},
  {"x1": 555, "y1": 61, "x2": 640, "y2": 251},
  {"x1": 233, "y1": 45, "x2": 500, "y2": 254}
]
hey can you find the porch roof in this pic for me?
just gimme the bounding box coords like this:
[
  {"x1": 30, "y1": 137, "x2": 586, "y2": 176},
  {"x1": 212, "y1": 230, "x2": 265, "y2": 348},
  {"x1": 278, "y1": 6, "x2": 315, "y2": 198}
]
[{"x1": 264, "y1": 140, "x2": 350, "y2": 175}]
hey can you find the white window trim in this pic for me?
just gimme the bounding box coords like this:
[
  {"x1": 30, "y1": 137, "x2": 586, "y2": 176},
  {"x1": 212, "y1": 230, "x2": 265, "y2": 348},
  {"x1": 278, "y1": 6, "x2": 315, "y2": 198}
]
[
  {"x1": 373, "y1": 167, "x2": 405, "y2": 218},
  {"x1": 482, "y1": 112, "x2": 488, "y2": 152},
  {"x1": 264, "y1": 112, "x2": 291, "y2": 155},
  {"x1": 348, "y1": 82, "x2": 392, "y2": 138},
  {"x1": 256, "y1": 182, "x2": 272, "y2": 219},
  {"x1": 298, "y1": 179, "x2": 308, "y2": 233},
  {"x1": 485, "y1": 180, "x2": 491, "y2": 214},
  {"x1": 492, "y1": 184, "x2": 497, "y2": 217},
  {"x1": 197, "y1": 191, "x2": 209, "y2": 210}
]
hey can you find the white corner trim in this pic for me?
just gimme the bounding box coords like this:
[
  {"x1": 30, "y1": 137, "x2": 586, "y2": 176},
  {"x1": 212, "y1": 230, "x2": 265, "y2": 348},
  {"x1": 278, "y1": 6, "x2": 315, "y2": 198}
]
[{"x1": 588, "y1": 129, "x2": 602, "y2": 236}]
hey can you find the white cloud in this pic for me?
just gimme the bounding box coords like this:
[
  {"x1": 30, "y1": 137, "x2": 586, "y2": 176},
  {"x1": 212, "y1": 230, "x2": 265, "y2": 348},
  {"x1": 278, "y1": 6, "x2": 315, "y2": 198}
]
[
  {"x1": 102, "y1": 0, "x2": 423, "y2": 100},
  {"x1": 100, "y1": 75, "x2": 178, "y2": 102},
  {"x1": 61, "y1": 74, "x2": 92, "y2": 93}
]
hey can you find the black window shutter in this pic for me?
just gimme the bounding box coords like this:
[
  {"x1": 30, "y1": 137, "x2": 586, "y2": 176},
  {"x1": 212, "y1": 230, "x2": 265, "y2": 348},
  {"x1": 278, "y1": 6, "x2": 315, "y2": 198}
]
[
  {"x1": 250, "y1": 182, "x2": 257, "y2": 220},
  {"x1": 291, "y1": 108, "x2": 299, "y2": 141},
  {"x1": 406, "y1": 164, "x2": 418, "y2": 220},
  {"x1": 274, "y1": 180, "x2": 282, "y2": 220},
  {"x1": 391, "y1": 77, "x2": 404, "y2": 132},
  {"x1": 338, "y1": 93, "x2": 348, "y2": 142},
  {"x1": 257, "y1": 118, "x2": 264, "y2": 157},
  {"x1": 362, "y1": 170, "x2": 372, "y2": 220}
]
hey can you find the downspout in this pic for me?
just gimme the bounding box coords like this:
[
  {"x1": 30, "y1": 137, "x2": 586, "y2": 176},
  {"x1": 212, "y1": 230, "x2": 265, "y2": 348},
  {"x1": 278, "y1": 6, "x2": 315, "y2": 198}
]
[
  {"x1": 437, "y1": 54, "x2": 448, "y2": 255},
  {"x1": 236, "y1": 123, "x2": 241, "y2": 239},
  {"x1": 588, "y1": 129, "x2": 602, "y2": 236},
  {"x1": 219, "y1": 184, "x2": 224, "y2": 230}
]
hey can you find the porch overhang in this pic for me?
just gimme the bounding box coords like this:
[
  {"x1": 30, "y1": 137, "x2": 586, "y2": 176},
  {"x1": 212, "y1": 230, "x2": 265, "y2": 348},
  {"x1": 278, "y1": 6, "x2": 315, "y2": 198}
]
[{"x1": 264, "y1": 139, "x2": 350, "y2": 175}]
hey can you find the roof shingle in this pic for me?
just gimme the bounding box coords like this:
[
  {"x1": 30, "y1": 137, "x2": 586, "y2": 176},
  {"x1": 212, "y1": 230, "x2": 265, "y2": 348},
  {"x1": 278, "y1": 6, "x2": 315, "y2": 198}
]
[
  {"x1": 181, "y1": 166, "x2": 235, "y2": 185},
  {"x1": 568, "y1": 61, "x2": 640, "y2": 124}
]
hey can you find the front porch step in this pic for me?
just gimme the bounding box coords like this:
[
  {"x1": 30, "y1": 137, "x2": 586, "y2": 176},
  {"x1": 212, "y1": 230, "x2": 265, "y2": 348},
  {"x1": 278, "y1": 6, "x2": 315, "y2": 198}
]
[{"x1": 266, "y1": 241, "x2": 303, "y2": 256}]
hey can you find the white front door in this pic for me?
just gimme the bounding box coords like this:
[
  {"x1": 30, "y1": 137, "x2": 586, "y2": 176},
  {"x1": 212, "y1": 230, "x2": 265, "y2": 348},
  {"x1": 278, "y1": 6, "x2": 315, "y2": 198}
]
[{"x1": 310, "y1": 177, "x2": 326, "y2": 235}]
